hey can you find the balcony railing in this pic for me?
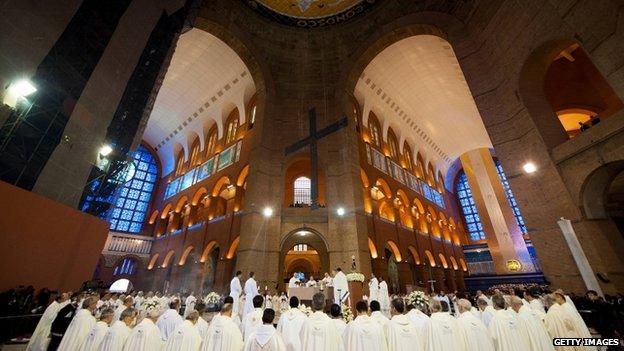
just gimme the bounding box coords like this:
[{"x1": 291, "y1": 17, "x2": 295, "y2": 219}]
[{"x1": 102, "y1": 232, "x2": 153, "y2": 256}]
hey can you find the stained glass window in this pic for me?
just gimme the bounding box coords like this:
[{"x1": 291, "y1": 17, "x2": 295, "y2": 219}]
[
  {"x1": 113, "y1": 257, "x2": 137, "y2": 276},
  {"x1": 293, "y1": 176, "x2": 311, "y2": 205},
  {"x1": 455, "y1": 171, "x2": 485, "y2": 241},
  {"x1": 108, "y1": 145, "x2": 158, "y2": 233},
  {"x1": 226, "y1": 118, "x2": 238, "y2": 144},
  {"x1": 495, "y1": 160, "x2": 528, "y2": 234}
]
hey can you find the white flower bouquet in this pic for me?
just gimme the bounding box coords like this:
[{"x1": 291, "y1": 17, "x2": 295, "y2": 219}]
[
  {"x1": 204, "y1": 292, "x2": 221, "y2": 305},
  {"x1": 141, "y1": 299, "x2": 162, "y2": 313},
  {"x1": 341, "y1": 303, "x2": 353, "y2": 323},
  {"x1": 406, "y1": 291, "x2": 428, "y2": 308},
  {"x1": 346, "y1": 272, "x2": 365, "y2": 282},
  {"x1": 297, "y1": 304, "x2": 312, "y2": 316}
]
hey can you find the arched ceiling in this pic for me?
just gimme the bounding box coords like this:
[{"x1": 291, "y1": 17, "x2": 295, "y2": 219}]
[
  {"x1": 354, "y1": 35, "x2": 492, "y2": 173},
  {"x1": 143, "y1": 28, "x2": 255, "y2": 175}
]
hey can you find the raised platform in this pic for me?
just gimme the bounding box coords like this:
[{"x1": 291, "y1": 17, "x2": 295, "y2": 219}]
[{"x1": 463, "y1": 272, "x2": 548, "y2": 292}]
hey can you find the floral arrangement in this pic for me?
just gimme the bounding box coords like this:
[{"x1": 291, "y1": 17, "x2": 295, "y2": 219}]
[
  {"x1": 346, "y1": 272, "x2": 365, "y2": 282},
  {"x1": 341, "y1": 303, "x2": 353, "y2": 323},
  {"x1": 141, "y1": 299, "x2": 162, "y2": 313},
  {"x1": 406, "y1": 291, "x2": 428, "y2": 308},
  {"x1": 204, "y1": 292, "x2": 221, "y2": 305},
  {"x1": 297, "y1": 304, "x2": 312, "y2": 316}
]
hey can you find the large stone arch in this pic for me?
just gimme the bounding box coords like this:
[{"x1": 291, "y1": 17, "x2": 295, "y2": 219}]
[{"x1": 278, "y1": 227, "x2": 330, "y2": 290}]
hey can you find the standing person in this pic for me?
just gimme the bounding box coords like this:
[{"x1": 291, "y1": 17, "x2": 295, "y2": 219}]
[
  {"x1": 288, "y1": 273, "x2": 299, "y2": 292},
  {"x1": 123, "y1": 308, "x2": 164, "y2": 351},
  {"x1": 321, "y1": 273, "x2": 333, "y2": 289},
  {"x1": 163, "y1": 310, "x2": 202, "y2": 351},
  {"x1": 329, "y1": 304, "x2": 347, "y2": 336},
  {"x1": 300, "y1": 293, "x2": 344, "y2": 351},
  {"x1": 57, "y1": 297, "x2": 98, "y2": 351},
  {"x1": 344, "y1": 301, "x2": 387, "y2": 351},
  {"x1": 230, "y1": 271, "x2": 243, "y2": 317},
  {"x1": 384, "y1": 298, "x2": 420, "y2": 351},
  {"x1": 244, "y1": 309, "x2": 287, "y2": 351},
  {"x1": 27, "y1": 292, "x2": 69, "y2": 351},
  {"x1": 201, "y1": 303, "x2": 244, "y2": 351},
  {"x1": 156, "y1": 299, "x2": 184, "y2": 341},
  {"x1": 47, "y1": 294, "x2": 80, "y2": 351},
  {"x1": 488, "y1": 295, "x2": 530, "y2": 351},
  {"x1": 405, "y1": 301, "x2": 429, "y2": 339},
  {"x1": 113, "y1": 297, "x2": 133, "y2": 323},
  {"x1": 242, "y1": 296, "x2": 264, "y2": 341},
  {"x1": 523, "y1": 290, "x2": 546, "y2": 316},
  {"x1": 194, "y1": 302, "x2": 209, "y2": 340},
  {"x1": 455, "y1": 299, "x2": 495, "y2": 351},
  {"x1": 244, "y1": 272, "x2": 259, "y2": 317},
  {"x1": 79, "y1": 307, "x2": 114, "y2": 351},
  {"x1": 478, "y1": 298, "x2": 495, "y2": 326},
  {"x1": 99, "y1": 308, "x2": 137, "y2": 351},
  {"x1": 369, "y1": 300, "x2": 389, "y2": 327},
  {"x1": 543, "y1": 294, "x2": 596, "y2": 351},
  {"x1": 332, "y1": 268, "x2": 348, "y2": 305},
  {"x1": 508, "y1": 296, "x2": 554, "y2": 351},
  {"x1": 423, "y1": 299, "x2": 462, "y2": 351},
  {"x1": 276, "y1": 297, "x2": 307, "y2": 351},
  {"x1": 377, "y1": 278, "x2": 390, "y2": 317},
  {"x1": 368, "y1": 274, "x2": 379, "y2": 304},
  {"x1": 184, "y1": 292, "x2": 197, "y2": 318}
]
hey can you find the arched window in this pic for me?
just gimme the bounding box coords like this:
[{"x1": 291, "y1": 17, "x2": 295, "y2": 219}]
[
  {"x1": 455, "y1": 171, "x2": 485, "y2": 241},
  {"x1": 226, "y1": 118, "x2": 238, "y2": 144},
  {"x1": 494, "y1": 160, "x2": 528, "y2": 234},
  {"x1": 293, "y1": 244, "x2": 308, "y2": 251},
  {"x1": 250, "y1": 105, "x2": 257, "y2": 126},
  {"x1": 369, "y1": 118, "x2": 381, "y2": 148},
  {"x1": 174, "y1": 151, "x2": 185, "y2": 176},
  {"x1": 108, "y1": 145, "x2": 158, "y2": 233},
  {"x1": 189, "y1": 141, "x2": 200, "y2": 166},
  {"x1": 404, "y1": 145, "x2": 413, "y2": 171},
  {"x1": 388, "y1": 131, "x2": 398, "y2": 159},
  {"x1": 293, "y1": 176, "x2": 311, "y2": 205},
  {"x1": 113, "y1": 257, "x2": 137, "y2": 276},
  {"x1": 206, "y1": 129, "x2": 217, "y2": 157}
]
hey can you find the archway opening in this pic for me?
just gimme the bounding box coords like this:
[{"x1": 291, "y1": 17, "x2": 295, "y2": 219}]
[
  {"x1": 279, "y1": 229, "x2": 329, "y2": 291},
  {"x1": 284, "y1": 159, "x2": 326, "y2": 207}
]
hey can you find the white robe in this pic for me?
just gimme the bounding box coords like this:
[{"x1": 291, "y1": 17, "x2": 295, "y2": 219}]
[
  {"x1": 481, "y1": 305, "x2": 496, "y2": 326},
  {"x1": 99, "y1": 321, "x2": 131, "y2": 351},
  {"x1": 368, "y1": 278, "x2": 379, "y2": 303},
  {"x1": 276, "y1": 308, "x2": 307, "y2": 351},
  {"x1": 529, "y1": 299, "x2": 546, "y2": 315},
  {"x1": 545, "y1": 303, "x2": 595, "y2": 351},
  {"x1": 57, "y1": 309, "x2": 96, "y2": 351},
  {"x1": 196, "y1": 316, "x2": 209, "y2": 340},
  {"x1": 456, "y1": 311, "x2": 495, "y2": 351},
  {"x1": 423, "y1": 312, "x2": 462, "y2": 351},
  {"x1": 406, "y1": 309, "x2": 429, "y2": 339},
  {"x1": 123, "y1": 318, "x2": 164, "y2": 351},
  {"x1": 244, "y1": 278, "x2": 259, "y2": 317},
  {"x1": 133, "y1": 297, "x2": 144, "y2": 310},
  {"x1": 515, "y1": 305, "x2": 555, "y2": 351},
  {"x1": 156, "y1": 309, "x2": 184, "y2": 341},
  {"x1": 242, "y1": 308, "x2": 264, "y2": 341},
  {"x1": 488, "y1": 309, "x2": 530, "y2": 351},
  {"x1": 300, "y1": 311, "x2": 344, "y2": 351},
  {"x1": 163, "y1": 320, "x2": 201, "y2": 351},
  {"x1": 384, "y1": 314, "x2": 421, "y2": 351},
  {"x1": 244, "y1": 325, "x2": 287, "y2": 351},
  {"x1": 184, "y1": 296, "x2": 197, "y2": 318},
  {"x1": 377, "y1": 282, "x2": 390, "y2": 315},
  {"x1": 113, "y1": 305, "x2": 128, "y2": 324},
  {"x1": 370, "y1": 311, "x2": 389, "y2": 327},
  {"x1": 202, "y1": 315, "x2": 244, "y2": 351},
  {"x1": 79, "y1": 321, "x2": 109, "y2": 351},
  {"x1": 26, "y1": 300, "x2": 66, "y2": 351},
  {"x1": 343, "y1": 315, "x2": 387, "y2": 351},
  {"x1": 332, "y1": 272, "x2": 348, "y2": 304},
  {"x1": 331, "y1": 318, "x2": 347, "y2": 336}
]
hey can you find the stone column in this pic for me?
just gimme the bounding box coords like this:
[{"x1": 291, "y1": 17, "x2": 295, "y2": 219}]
[{"x1": 460, "y1": 148, "x2": 535, "y2": 274}]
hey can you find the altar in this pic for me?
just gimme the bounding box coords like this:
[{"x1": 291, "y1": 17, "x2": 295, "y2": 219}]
[{"x1": 288, "y1": 286, "x2": 333, "y2": 306}]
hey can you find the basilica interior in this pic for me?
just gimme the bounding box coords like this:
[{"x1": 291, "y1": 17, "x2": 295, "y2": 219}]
[{"x1": 1, "y1": 0, "x2": 624, "y2": 302}]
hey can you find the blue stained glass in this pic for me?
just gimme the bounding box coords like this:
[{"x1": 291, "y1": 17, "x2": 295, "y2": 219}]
[
  {"x1": 139, "y1": 192, "x2": 151, "y2": 201},
  {"x1": 133, "y1": 212, "x2": 145, "y2": 222},
  {"x1": 142, "y1": 182, "x2": 153, "y2": 192},
  {"x1": 128, "y1": 189, "x2": 140, "y2": 199},
  {"x1": 495, "y1": 160, "x2": 528, "y2": 234},
  {"x1": 138, "y1": 162, "x2": 148, "y2": 170},
  {"x1": 120, "y1": 188, "x2": 128, "y2": 197},
  {"x1": 112, "y1": 208, "x2": 121, "y2": 217},
  {"x1": 117, "y1": 221, "x2": 129, "y2": 231},
  {"x1": 129, "y1": 222, "x2": 141, "y2": 233},
  {"x1": 455, "y1": 172, "x2": 486, "y2": 241},
  {"x1": 134, "y1": 171, "x2": 146, "y2": 180},
  {"x1": 136, "y1": 201, "x2": 147, "y2": 211},
  {"x1": 116, "y1": 198, "x2": 125, "y2": 207}
]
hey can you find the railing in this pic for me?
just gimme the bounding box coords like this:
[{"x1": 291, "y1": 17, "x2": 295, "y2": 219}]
[
  {"x1": 467, "y1": 261, "x2": 496, "y2": 275},
  {"x1": 102, "y1": 232, "x2": 153, "y2": 256}
]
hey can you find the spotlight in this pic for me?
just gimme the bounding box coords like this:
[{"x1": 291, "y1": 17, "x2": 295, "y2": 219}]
[
  {"x1": 9, "y1": 79, "x2": 37, "y2": 97},
  {"x1": 522, "y1": 162, "x2": 537, "y2": 174},
  {"x1": 99, "y1": 144, "x2": 113, "y2": 157},
  {"x1": 336, "y1": 207, "x2": 345, "y2": 216},
  {"x1": 262, "y1": 207, "x2": 273, "y2": 218}
]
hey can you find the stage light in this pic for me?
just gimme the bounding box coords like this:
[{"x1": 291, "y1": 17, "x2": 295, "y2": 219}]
[
  {"x1": 523, "y1": 162, "x2": 537, "y2": 174},
  {"x1": 99, "y1": 144, "x2": 113, "y2": 157},
  {"x1": 9, "y1": 79, "x2": 37, "y2": 97},
  {"x1": 336, "y1": 207, "x2": 345, "y2": 216},
  {"x1": 262, "y1": 207, "x2": 273, "y2": 217}
]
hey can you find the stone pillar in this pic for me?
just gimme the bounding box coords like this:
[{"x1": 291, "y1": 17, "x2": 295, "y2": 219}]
[
  {"x1": 557, "y1": 219, "x2": 604, "y2": 295},
  {"x1": 460, "y1": 148, "x2": 534, "y2": 274}
]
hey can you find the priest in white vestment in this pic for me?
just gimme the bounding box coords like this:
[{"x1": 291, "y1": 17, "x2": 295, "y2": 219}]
[
  {"x1": 99, "y1": 307, "x2": 136, "y2": 351},
  {"x1": 123, "y1": 308, "x2": 164, "y2": 351},
  {"x1": 476, "y1": 291, "x2": 492, "y2": 306},
  {"x1": 332, "y1": 268, "x2": 348, "y2": 304},
  {"x1": 405, "y1": 302, "x2": 429, "y2": 339},
  {"x1": 184, "y1": 293, "x2": 197, "y2": 318},
  {"x1": 244, "y1": 309, "x2": 287, "y2": 351},
  {"x1": 369, "y1": 300, "x2": 389, "y2": 327},
  {"x1": 230, "y1": 271, "x2": 243, "y2": 317},
  {"x1": 377, "y1": 278, "x2": 390, "y2": 316},
  {"x1": 329, "y1": 304, "x2": 347, "y2": 336},
  {"x1": 300, "y1": 293, "x2": 344, "y2": 351},
  {"x1": 509, "y1": 296, "x2": 554, "y2": 351},
  {"x1": 288, "y1": 273, "x2": 299, "y2": 296},
  {"x1": 488, "y1": 295, "x2": 530, "y2": 351},
  {"x1": 243, "y1": 295, "x2": 265, "y2": 341},
  {"x1": 368, "y1": 274, "x2": 379, "y2": 303},
  {"x1": 344, "y1": 301, "x2": 387, "y2": 351},
  {"x1": 201, "y1": 303, "x2": 244, "y2": 351},
  {"x1": 57, "y1": 297, "x2": 98, "y2": 351},
  {"x1": 423, "y1": 299, "x2": 462, "y2": 351},
  {"x1": 163, "y1": 310, "x2": 202, "y2": 351},
  {"x1": 456, "y1": 299, "x2": 495, "y2": 351},
  {"x1": 113, "y1": 297, "x2": 134, "y2": 323},
  {"x1": 79, "y1": 308, "x2": 114, "y2": 351},
  {"x1": 554, "y1": 291, "x2": 595, "y2": 345},
  {"x1": 384, "y1": 298, "x2": 421, "y2": 351},
  {"x1": 543, "y1": 294, "x2": 596, "y2": 351},
  {"x1": 133, "y1": 292, "x2": 144, "y2": 310},
  {"x1": 194, "y1": 302, "x2": 209, "y2": 340},
  {"x1": 244, "y1": 272, "x2": 260, "y2": 317},
  {"x1": 27, "y1": 293, "x2": 69, "y2": 351},
  {"x1": 156, "y1": 299, "x2": 184, "y2": 341},
  {"x1": 478, "y1": 298, "x2": 496, "y2": 326},
  {"x1": 276, "y1": 297, "x2": 307, "y2": 351}
]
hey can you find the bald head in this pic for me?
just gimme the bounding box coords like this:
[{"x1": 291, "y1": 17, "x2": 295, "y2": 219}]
[
  {"x1": 221, "y1": 303, "x2": 233, "y2": 317},
  {"x1": 509, "y1": 296, "x2": 523, "y2": 312}
]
